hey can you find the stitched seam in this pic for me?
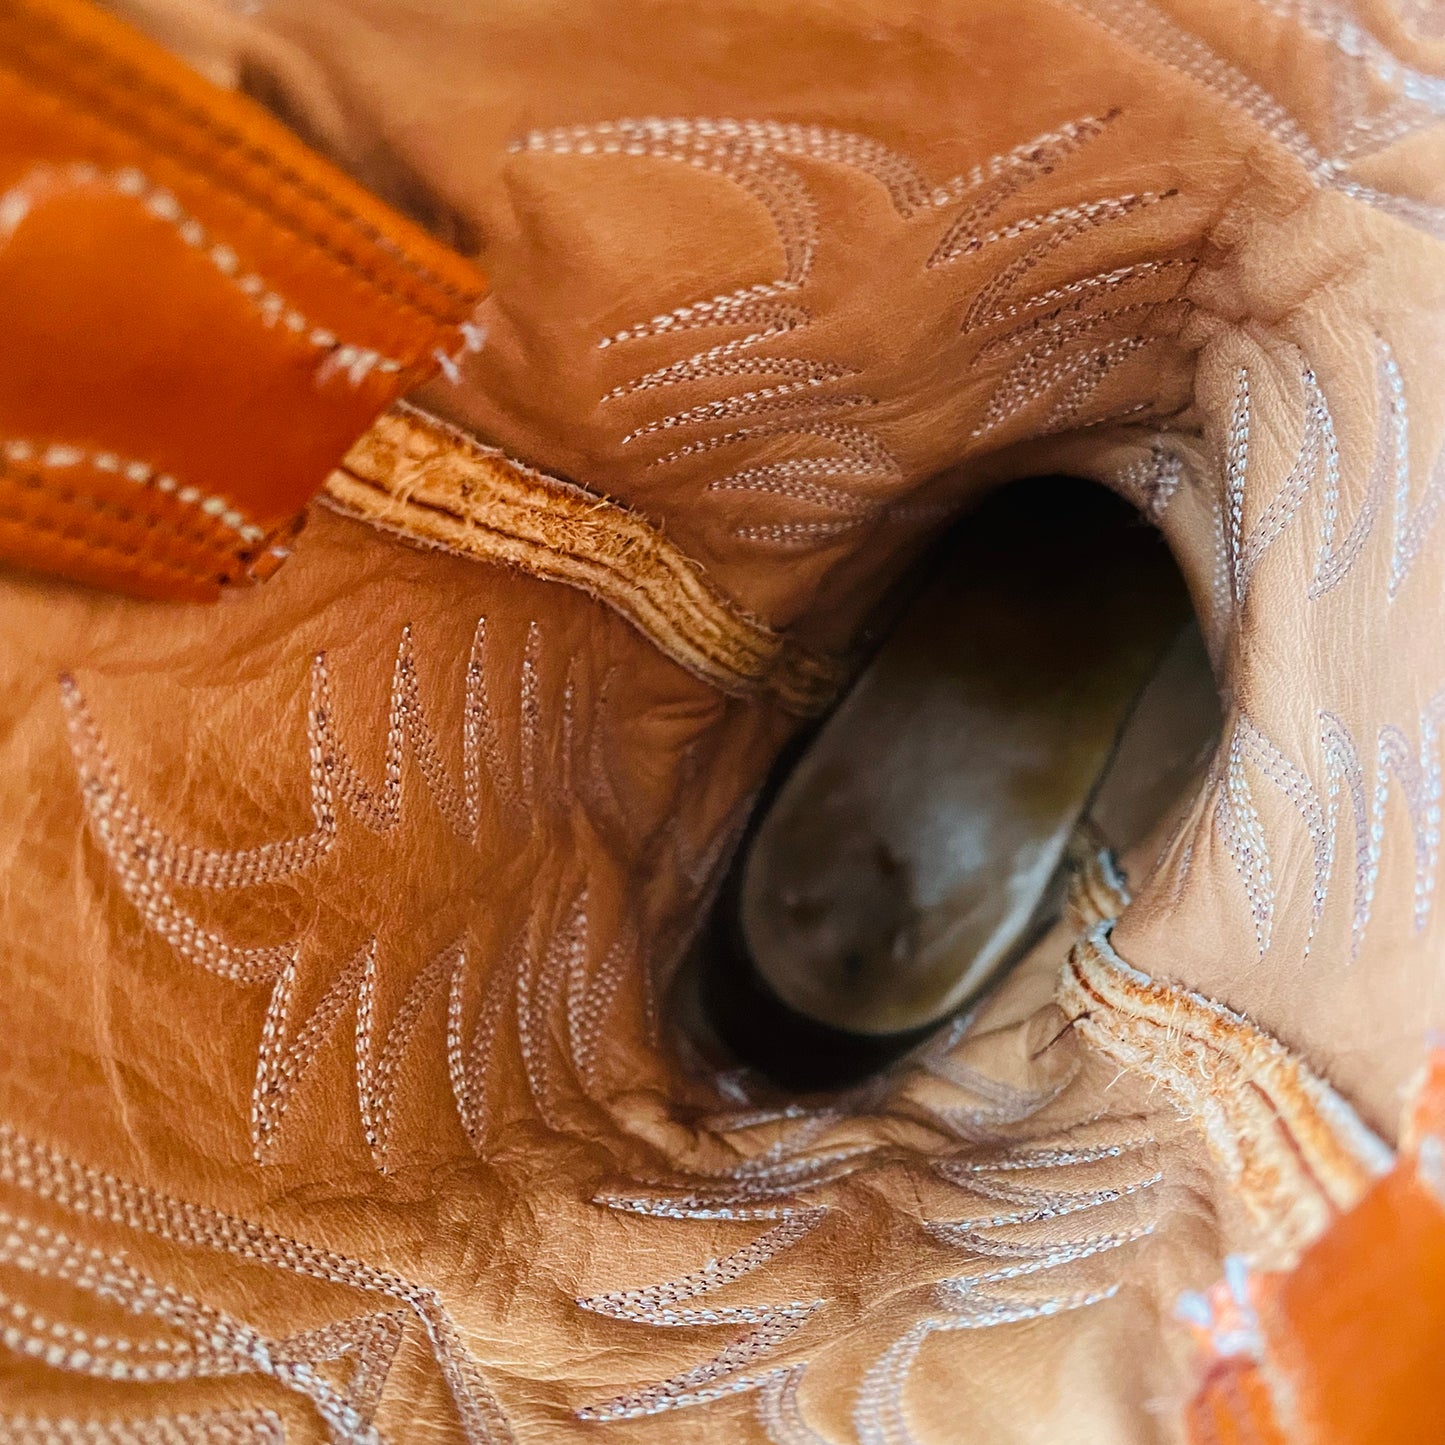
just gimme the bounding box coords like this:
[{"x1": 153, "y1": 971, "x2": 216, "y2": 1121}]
[
  {"x1": 323, "y1": 407, "x2": 843, "y2": 712},
  {"x1": 0, "y1": 506, "x2": 226, "y2": 582},
  {"x1": 0, "y1": 457, "x2": 238, "y2": 550},
  {"x1": 1063, "y1": 948, "x2": 1388, "y2": 1188},
  {"x1": 0, "y1": 13, "x2": 477, "y2": 320},
  {"x1": 322, "y1": 473, "x2": 837, "y2": 712},
  {"x1": 11, "y1": 165, "x2": 409, "y2": 381},
  {"x1": 0, "y1": 463, "x2": 239, "y2": 581},
  {"x1": 2, "y1": 437, "x2": 265, "y2": 542},
  {"x1": 1057, "y1": 893, "x2": 1393, "y2": 1259},
  {"x1": 1, "y1": 10, "x2": 474, "y2": 307},
  {"x1": 333, "y1": 469, "x2": 746, "y2": 649}
]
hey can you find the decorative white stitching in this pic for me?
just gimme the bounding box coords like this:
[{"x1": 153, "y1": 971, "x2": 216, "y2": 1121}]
[
  {"x1": 1114, "y1": 439, "x2": 1185, "y2": 521},
  {"x1": 959, "y1": 191, "x2": 1178, "y2": 336},
  {"x1": 0, "y1": 440, "x2": 265, "y2": 545},
  {"x1": 448, "y1": 961, "x2": 508, "y2": 1154},
  {"x1": 1227, "y1": 714, "x2": 1331, "y2": 956},
  {"x1": 578, "y1": 1155, "x2": 840, "y2": 1423},
  {"x1": 0, "y1": 1124, "x2": 512, "y2": 1442},
  {"x1": 61, "y1": 621, "x2": 566, "y2": 1165},
  {"x1": 61, "y1": 617, "x2": 532, "y2": 897},
  {"x1": 594, "y1": 1193, "x2": 813, "y2": 1223},
  {"x1": 515, "y1": 895, "x2": 587, "y2": 1127},
  {"x1": 0, "y1": 1210, "x2": 384, "y2": 1439},
  {"x1": 1215, "y1": 721, "x2": 1282, "y2": 958},
  {"x1": 246, "y1": 934, "x2": 467, "y2": 1166},
  {"x1": 363, "y1": 941, "x2": 467, "y2": 1162},
  {"x1": 1212, "y1": 342, "x2": 1441, "y2": 610},
  {"x1": 0, "y1": 1414, "x2": 285, "y2": 1444},
  {"x1": 933, "y1": 1224, "x2": 1154, "y2": 1304},
  {"x1": 754, "y1": 1364, "x2": 834, "y2": 1445},
  {"x1": 574, "y1": 1006, "x2": 1159, "y2": 1438},
  {"x1": 576, "y1": 1211, "x2": 825, "y2": 1325},
  {"x1": 707, "y1": 421, "x2": 901, "y2": 542},
  {"x1": 566, "y1": 930, "x2": 632, "y2": 1089},
  {"x1": 576, "y1": 1313, "x2": 814, "y2": 1421},
  {"x1": 973, "y1": 330, "x2": 1178, "y2": 441},
  {"x1": 518, "y1": 112, "x2": 1182, "y2": 550},
  {"x1": 852, "y1": 1289, "x2": 1120, "y2": 1445},
  {"x1": 945, "y1": 1137, "x2": 1156, "y2": 1172},
  {"x1": 1310, "y1": 336, "x2": 1389, "y2": 599},
  {"x1": 1384, "y1": 339, "x2": 1445, "y2": 598},
  {"x1": 926, "y1": 112, "x2": 1122, "y2": 267},
  {"x1": 1208, "y1": 693, "x2": 1445, "y2": 964},
  {"x1": 1256, "y1": 0, "x2": 1445, "y2": 114},
  {"x1": 1062, "y1": 0, "x2": 1445, "y2": 232},
  {"x1": 0, "y1": 164, "x2": 406, "y2": 383},
  {"x1": 606, "y1": 351, "x2": 848, "y2": 401},
  {"x1": 926, "y1": 1169, "x2": 1163, "y2": 1232},
  {"x1": 622, "y1": 379, "x2": 870, "y2": 446},
  {"x1": 919, "y1": 1044, "x2": 1079, "y2": 1143},
  {"x1": 1320, "y1": 689, "x2": 1445, "y2": 959},
  {"x1": 1226, "y1": 365, "x2": 1323, "y2": 607},
  {"x1": 974, "y1": 257, "x2": 1194, "y2": 337}
]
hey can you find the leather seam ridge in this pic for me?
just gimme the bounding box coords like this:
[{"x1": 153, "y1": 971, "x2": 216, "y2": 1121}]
[
  {"x1": 1059, "y1": 857, "x2": 1394, "y2": 1262},
  {"x1": 322, "y1": 406, "x2": 844, "y2": 713}
]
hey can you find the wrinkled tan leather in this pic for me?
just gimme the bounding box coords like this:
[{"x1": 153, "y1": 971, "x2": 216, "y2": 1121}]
[{"x1": 0, "y1": 1, "x2": 1442, "y2": 1441}]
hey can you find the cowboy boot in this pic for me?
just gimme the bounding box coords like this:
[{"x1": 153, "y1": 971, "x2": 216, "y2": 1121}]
[{"x1": 0, "y1": 0, "x2": 1441, "y2": 1440}]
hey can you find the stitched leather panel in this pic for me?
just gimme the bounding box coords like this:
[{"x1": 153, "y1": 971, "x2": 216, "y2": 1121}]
[
  {"x1": 0, "y1": 0, "x2": 486, "y2": 600},
  {"x1": 0, "y1": 1, "x2": 1438, "y2": 1439}
]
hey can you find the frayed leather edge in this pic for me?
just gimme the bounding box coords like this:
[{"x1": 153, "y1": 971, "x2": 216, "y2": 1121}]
[
  {"x1": 1059, "y1": 853, "x2": 1392, "y2": 1264},
  {"x1": 323, "y1": 404, "x2": 843, "y2": 715}
]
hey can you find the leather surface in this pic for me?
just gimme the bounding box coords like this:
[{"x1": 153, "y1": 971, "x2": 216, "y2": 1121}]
[
  {"x1": 0, "y1": 1, "x2": 1440, "y2": 1441},
  {"x1": 1180, "y1": 1048, "x2": 1445, "y2": 1445},
  {"x1": 0, "y1": 0, "x2": 486, "y2": 599}
]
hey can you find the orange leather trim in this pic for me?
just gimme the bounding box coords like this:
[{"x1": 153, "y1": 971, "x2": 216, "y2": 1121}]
[
  {"x1": 1258, "y1": 1059, "x2": 1445, "y2": 1445},
  {"x1": 0, "y1": 0, "x2": 486, "y2": 600},
  {"x1": 1185, "y1": 1360, "x2": 1289, "y2": 1445},
  {"x1": 1186, "y1": 1048, "x2": 1445, "y2": 1445}
]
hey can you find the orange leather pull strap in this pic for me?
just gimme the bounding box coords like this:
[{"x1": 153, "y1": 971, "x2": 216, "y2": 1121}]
[{"x1": 0, "y1": 0, "x2": 486, "y2": 599}]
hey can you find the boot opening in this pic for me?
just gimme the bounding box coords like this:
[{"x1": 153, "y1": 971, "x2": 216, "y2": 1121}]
[{"x1": 688, "y1": 475, "x2": 1221, "y2": 1090}]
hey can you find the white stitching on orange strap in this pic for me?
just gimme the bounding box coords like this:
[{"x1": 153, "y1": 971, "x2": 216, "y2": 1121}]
[
  {"x1": 1, "y1": 440, "x2": 265, "y2": 544},
  {"x1": 1, "y1": 164, "x2": 408, "y2": 383}
]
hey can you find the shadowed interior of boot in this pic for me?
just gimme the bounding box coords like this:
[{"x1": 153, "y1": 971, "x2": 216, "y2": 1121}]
[{"x1": 690, "y1": 475, "x2": 1221, "y2": 1088}]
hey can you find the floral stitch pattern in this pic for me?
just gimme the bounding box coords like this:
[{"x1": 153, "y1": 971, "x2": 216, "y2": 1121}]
[
  {"x1": 1205, "y1": 688, "x2": 1445, "y2": 963},
  {"x1": 1064, "y1": 0, "x2": 1445, "y2": 237},
  {"x1": 570, "y1": 1020, "x2": 1163, "y2": 1441}
]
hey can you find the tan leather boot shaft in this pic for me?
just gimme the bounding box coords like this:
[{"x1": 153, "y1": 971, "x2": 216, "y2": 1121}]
[{"x1": 0, "y1": 1, "x2": 1440, "y2": 1440}]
